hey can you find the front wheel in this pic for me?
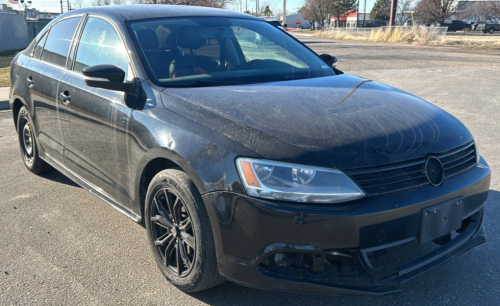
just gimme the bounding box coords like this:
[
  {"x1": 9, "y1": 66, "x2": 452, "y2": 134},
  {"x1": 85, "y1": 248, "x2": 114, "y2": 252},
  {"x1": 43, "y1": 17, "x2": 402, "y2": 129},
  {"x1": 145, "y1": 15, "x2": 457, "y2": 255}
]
[
  {"x1": 488, "y1": 28, "x2": 495, "y2": 34},
  {"x1": 145, "y1": 169, "x2": 224, "y2": 292},
  {"x1": 17, "y1": 106, "x2": 51, "y2": 174}
]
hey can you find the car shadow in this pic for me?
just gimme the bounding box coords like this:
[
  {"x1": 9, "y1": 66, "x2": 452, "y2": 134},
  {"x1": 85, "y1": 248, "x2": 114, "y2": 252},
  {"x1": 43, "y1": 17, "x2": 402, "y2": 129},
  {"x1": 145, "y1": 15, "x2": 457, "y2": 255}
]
[
  {"x1": 39, "y1": 168, "x2": 80, "y2": 188},
  {"x1": 187, "y1": 189, "x2": 500, "y2": 305}
]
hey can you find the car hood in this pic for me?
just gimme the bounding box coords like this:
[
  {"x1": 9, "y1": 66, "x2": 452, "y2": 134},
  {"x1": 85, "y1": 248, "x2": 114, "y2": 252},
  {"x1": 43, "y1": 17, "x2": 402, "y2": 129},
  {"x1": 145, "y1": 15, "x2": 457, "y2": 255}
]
[{"x1": 159, "y1": 74, "x2": 472, "y2": 170}]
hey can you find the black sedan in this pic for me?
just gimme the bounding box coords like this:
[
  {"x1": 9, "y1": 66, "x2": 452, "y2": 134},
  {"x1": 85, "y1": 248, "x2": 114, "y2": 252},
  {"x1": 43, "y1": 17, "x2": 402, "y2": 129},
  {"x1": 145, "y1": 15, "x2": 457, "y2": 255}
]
[{"x1": 9, "y1": 5, "x2": 490, "y2": 296}]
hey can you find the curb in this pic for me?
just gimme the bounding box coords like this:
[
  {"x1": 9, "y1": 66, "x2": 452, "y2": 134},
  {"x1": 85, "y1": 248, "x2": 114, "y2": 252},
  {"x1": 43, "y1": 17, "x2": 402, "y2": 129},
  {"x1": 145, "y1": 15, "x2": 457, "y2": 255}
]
[
  {"x1": 0, "y1": 86, "x2": 10, "y2": 111},
  {"x1": 0, "y1": 100, "x2": 9, "y2": 111}
]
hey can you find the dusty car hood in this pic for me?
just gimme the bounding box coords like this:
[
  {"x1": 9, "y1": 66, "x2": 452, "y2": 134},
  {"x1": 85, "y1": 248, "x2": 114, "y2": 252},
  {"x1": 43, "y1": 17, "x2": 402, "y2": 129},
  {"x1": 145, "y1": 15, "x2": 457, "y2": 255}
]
[{"x1": 159, "y1": 74, "x2": 473, "y2": 169}]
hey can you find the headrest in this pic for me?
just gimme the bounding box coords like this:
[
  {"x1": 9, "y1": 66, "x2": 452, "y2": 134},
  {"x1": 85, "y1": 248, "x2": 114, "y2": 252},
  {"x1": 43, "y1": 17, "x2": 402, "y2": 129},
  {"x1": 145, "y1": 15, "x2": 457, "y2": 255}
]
[
  {"x1": 136, "y1": 29, "x2": 159, "y2": 50},
  {"x1": 176, "y1": 27, "x2": 206, "y2": 50}
]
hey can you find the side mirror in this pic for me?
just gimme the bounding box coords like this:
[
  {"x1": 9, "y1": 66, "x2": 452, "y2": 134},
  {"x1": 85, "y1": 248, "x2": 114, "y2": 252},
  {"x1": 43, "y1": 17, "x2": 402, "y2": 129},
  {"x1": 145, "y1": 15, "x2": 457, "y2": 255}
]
[
  {"x1": 83, "y1": 65, "x2": 134, "y2": 92},
  {"x1": 319, "y1": 54, "x2": 338, "y2": 68}
]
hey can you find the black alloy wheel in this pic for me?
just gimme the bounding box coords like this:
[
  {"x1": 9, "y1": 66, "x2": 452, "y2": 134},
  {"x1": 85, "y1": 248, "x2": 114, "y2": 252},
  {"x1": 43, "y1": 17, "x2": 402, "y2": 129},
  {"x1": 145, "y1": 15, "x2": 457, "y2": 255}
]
[
  {"x1": 150, "y1": 187, "x2": 196, "y2": 277},
  {"x1": 145, "y1": 169, "x2": 224, "y2": 292}
]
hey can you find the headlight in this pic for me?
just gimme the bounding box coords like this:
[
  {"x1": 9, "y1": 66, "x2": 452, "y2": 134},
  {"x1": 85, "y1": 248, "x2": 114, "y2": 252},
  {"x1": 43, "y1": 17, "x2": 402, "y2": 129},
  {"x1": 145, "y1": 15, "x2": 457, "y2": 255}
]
[{"x1": 236, "y1": 158, "x2": 365, "y2": 203}]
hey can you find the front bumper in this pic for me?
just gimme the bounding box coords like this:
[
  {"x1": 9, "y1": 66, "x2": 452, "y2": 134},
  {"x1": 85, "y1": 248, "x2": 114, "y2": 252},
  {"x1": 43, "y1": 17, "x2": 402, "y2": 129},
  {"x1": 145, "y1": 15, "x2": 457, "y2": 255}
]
[{"x1": 202, "y1": 160, "x2": 490, "y2": 296}]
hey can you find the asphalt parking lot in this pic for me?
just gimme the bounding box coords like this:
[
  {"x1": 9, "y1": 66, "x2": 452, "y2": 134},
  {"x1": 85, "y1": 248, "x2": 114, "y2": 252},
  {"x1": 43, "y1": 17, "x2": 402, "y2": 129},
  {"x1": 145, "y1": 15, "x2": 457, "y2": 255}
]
[{"x1": 1, "y1": 36, "x2": 499, "y2": 305}]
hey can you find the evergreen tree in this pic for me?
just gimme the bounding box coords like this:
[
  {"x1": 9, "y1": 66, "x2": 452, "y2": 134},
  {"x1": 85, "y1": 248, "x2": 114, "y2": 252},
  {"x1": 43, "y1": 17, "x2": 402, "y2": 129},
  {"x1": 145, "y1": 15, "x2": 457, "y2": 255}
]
[
  {"x1": 370, "y1": 0, "x2": 391, "y2": 20},
  {"x1": 263, "y1": 5, "x2": 273, "y2": 16}
]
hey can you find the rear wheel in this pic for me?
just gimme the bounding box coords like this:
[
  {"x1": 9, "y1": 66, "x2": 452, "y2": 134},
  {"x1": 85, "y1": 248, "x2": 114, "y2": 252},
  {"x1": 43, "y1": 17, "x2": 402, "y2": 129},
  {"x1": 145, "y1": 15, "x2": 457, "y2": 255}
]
[
  {"x1": 145, "y1": 169, "x2": 224, "y2": 292},
  {"x1": 488, "y1": 28, "x2": 495, "y2": 34},
  {"x1": 17, "y1": 106, "x2": 51, "y2": 174}
]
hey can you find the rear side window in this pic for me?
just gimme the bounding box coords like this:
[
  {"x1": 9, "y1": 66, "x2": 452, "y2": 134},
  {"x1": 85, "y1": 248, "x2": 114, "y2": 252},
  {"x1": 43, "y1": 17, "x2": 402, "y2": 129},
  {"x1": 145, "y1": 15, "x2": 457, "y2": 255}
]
[
  {"x1": 40, "y1": 17, "x2": 81, "y2": 67},
  {"x1": 74, "y1": 17, "x2": 130, "y2": 78},
  {"x1": 33, "y1": 32, "x2": 48, "y2": 59}
]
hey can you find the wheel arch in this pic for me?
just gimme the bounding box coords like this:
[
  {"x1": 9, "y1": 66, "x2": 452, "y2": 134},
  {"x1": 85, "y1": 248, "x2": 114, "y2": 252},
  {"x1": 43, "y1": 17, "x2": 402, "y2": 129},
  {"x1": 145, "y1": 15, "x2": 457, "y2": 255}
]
[
  {"x1": 134, "y1": 148, "x2": 208, "y2": 224},
  {"x1": 12, "y1": 97, "x2": 27, "y2": 131}
]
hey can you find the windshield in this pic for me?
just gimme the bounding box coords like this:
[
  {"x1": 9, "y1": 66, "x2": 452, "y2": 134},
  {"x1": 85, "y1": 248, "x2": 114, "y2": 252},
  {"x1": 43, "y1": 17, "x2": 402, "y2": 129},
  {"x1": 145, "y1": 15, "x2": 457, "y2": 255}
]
[{"x1": 127, "y1": 17, "x2": 335, "y2": 87}]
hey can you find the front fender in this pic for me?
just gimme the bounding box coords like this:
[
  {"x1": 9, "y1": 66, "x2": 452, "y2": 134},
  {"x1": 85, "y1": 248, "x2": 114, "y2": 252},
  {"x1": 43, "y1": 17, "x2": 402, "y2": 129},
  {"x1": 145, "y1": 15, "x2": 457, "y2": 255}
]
[{"x1": 128, "y1": 106, "x2": 257, "y2": 219}]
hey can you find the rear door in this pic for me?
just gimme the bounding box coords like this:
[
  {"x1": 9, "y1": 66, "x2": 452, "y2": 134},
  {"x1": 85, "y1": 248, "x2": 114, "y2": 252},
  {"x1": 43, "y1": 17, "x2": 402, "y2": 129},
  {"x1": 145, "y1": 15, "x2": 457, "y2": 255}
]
[
  {"x1": 25, "y1": 16, "x2": 82, "y2": 163},
  {"x1": 59, "y1": 16, "x2": 135, "y2": 208}
]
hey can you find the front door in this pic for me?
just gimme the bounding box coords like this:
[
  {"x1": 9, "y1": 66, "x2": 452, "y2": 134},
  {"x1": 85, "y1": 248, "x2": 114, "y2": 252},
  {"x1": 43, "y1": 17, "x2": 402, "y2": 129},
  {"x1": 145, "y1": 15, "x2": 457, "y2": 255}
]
[{"x1": 59, "y1": 16, "x2": 134, "y2": 208}]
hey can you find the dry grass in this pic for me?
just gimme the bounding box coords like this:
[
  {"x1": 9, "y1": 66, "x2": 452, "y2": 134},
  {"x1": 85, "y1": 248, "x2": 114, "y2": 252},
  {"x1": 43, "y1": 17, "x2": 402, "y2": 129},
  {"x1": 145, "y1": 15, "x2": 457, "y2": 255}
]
[
  {"x1": 315, "y1": 27, "x2": 474, "y2": 46},
  {"x1": 319, "y1": 27, "x2": 448, "y2": 45},
  {"x1": 0, "y1": 50, "x2": 17, "y2": 87},
  {"x1": 0, "y1": 50, "x2": 19, "y2": 68},
  {"x1": 317, "y1": 27, "x2": 500, "y2": 49},
  {"x1": 0, "y1": 67, "x2": 10, "y2": 87}
]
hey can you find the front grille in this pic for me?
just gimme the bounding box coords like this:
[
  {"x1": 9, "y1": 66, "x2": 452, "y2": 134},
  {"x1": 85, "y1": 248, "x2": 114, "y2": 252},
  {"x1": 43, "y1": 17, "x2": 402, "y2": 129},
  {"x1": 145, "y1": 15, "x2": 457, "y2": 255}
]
[{"x1": 346, "y1": 141, "x2": 477, "y2": 196}]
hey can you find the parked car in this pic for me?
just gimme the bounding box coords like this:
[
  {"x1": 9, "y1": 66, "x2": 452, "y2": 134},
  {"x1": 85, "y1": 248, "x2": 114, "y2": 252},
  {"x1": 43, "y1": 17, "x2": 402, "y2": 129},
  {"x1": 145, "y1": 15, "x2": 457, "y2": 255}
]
[
  {"x1": 9, "y1": 5, "x2": 490, "y2": 296},
  {"x1": 441, "y1": 20, "x2": 471, "y2": 32},
  {"x1": 260, "y1": 16, "x2": 285, "y2": 31},
  {"x1": 362, "y1": 19, "x2": 387, "y2": 27},
  {"x1": 479, "y1": 22, "x2": 500, "y2": 34}
]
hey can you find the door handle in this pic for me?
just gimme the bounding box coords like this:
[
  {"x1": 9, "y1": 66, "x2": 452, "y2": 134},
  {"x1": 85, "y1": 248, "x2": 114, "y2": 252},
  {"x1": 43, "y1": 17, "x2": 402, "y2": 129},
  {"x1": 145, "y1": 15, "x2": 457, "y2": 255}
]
[
  {"x1": 60, "y1": 91, "x2": 71, "y2": 105},
  {"x1": 26, "y1": 77, "x2": 34, "y2": 88}
]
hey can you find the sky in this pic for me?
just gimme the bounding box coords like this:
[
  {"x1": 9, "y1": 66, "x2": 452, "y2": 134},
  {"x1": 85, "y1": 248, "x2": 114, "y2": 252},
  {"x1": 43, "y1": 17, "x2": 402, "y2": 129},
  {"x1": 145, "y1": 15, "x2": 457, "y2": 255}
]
[{"x1": 2, "y1": 0, "x2": 375, "y2": 15}]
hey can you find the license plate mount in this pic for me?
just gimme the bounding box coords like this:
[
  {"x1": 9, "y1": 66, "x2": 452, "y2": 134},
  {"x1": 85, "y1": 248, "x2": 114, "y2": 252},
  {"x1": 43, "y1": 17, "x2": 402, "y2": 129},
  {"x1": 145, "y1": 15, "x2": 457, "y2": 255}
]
[{"x1": 419, "y1": 198, "x2": 465, "y2": 244}]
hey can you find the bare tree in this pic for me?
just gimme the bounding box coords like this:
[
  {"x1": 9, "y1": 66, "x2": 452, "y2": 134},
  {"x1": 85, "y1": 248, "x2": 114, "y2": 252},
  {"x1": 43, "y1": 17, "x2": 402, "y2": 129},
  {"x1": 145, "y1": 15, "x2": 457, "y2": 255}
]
[
  {"x1": 132, "y1": 0, "x2": 233, "y2": 8},
  {"x1": 491, "y1": 1, "x2": 500, "y2": 17},
  {"x1": 462, "y1": 1, "x2": 495, "y2": 23},
  {"x1": 92, "y1": 0, "x2": 111, "y2": 5},
  {"x1": 71, "y1": 0, "x2": 84, "y2": 9},
  {"x1": 397, "y1": 0, "x2": 415, "y2": 25},
  {"x1": 302, "y1": 0, "x2": 331, "y2": 27},
  {"x1": 415, "y1": 0, "x2": 468, "y2": 24}
]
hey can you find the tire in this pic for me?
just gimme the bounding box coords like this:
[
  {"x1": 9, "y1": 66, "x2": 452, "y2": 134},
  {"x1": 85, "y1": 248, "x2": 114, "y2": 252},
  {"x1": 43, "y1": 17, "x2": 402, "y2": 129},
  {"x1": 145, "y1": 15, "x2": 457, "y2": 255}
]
[
  {"x1": 488, "y1": 28, "x2": 494, "y2": 34},
  {"x1": 145, "y1": 169, "x2": 224, "y2": 292},
  {"x1": 17, "y1": 106, "x2": 51, "y2": 174}
]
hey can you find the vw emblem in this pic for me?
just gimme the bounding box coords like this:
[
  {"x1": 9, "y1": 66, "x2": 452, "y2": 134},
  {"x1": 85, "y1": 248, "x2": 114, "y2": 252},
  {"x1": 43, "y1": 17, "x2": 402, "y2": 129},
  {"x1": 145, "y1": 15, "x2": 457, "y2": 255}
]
[{"x1": 425, "y1": 156, "x2": 444, "y2": 186}]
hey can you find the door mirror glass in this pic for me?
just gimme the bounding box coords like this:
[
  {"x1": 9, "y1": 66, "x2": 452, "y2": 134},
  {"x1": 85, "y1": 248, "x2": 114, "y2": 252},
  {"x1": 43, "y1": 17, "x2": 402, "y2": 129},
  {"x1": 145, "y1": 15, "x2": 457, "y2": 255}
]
[
  {"x1": 83, "y1": 65, "x2": 134, "y2": 92},
  {"x1": 319, "y1": 54, "x2": 338, "y2": 68}
]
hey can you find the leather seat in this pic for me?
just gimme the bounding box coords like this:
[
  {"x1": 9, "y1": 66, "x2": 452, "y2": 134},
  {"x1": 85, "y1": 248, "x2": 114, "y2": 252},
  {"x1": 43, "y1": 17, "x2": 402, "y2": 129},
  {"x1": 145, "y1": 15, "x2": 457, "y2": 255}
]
[
  {"x1": 169, "y1": 27, "x2": 218, "y2": 78},
  {"x1": 136, "y1": 29, "x2": 179, "y2": 79}
]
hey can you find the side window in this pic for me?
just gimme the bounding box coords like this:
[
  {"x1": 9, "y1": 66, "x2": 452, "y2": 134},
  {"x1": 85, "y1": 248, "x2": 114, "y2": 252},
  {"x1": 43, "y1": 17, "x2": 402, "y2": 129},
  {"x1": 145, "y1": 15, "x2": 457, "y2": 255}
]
[
  {"x1": 40, "y1": 17, "x2": 81, "y2": 67},
  {"x1": 74, "y1": 17, "x2": 130, "y2": 79},
  {"x1": 33, "y1": 32, "x2": 48, "y2": 59}
]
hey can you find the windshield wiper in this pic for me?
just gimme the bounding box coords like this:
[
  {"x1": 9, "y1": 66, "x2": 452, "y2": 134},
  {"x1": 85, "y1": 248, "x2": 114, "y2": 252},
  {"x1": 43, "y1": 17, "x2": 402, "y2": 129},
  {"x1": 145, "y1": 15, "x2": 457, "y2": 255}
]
[{"x1": 281, "y1": 75, "x2": 309, "y2": 81}]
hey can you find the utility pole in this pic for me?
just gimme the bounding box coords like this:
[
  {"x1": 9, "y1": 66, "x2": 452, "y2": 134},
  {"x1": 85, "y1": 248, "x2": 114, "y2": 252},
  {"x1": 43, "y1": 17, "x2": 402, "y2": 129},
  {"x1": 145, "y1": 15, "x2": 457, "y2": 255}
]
[
  {"x1": 283, "y1": 0, "x2": 286, "y2": 27},
  {"x1": 356, "y1": 0, "x2": 359, "y2": 28},
  {"x1": 20, "y1": 0, "x2": 32, "y2": 22},
  {"x1": 389, "y1": 0, "x2": 398, "y2": 26},
  {"x1": 363, "y1": 0, "x2": 366, "y2": 26}
]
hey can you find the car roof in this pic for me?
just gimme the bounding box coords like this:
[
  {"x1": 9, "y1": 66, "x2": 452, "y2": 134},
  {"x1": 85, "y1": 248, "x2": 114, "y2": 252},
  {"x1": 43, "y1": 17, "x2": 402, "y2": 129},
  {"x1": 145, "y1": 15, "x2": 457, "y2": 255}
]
[{"x1": 64, "y1": 4, "x2": 258, "y2": 22}]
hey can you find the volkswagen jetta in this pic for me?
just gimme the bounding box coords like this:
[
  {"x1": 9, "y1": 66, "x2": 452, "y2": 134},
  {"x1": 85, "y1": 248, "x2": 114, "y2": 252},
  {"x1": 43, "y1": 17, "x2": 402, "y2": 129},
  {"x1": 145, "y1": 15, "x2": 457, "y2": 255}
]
[{"x1": 9, "y1": 5, "x2": 490, "y2": 296}]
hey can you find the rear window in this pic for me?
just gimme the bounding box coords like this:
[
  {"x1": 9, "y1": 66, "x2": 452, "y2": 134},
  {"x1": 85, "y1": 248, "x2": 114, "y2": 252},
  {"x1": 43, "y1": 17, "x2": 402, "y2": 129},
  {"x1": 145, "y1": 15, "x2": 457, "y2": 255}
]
[{"x1": 40, "y1": 17, "x2": 81, "y2": 67}]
